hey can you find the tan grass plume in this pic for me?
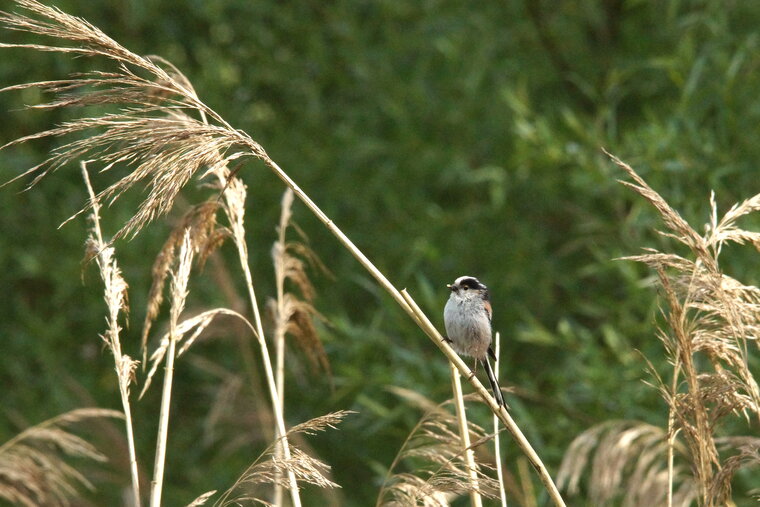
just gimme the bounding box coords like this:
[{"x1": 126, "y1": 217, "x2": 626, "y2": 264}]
[
  {"x1": 212, "y1": 411, "x2": 353, "y2": 506},
  {"x1": 593, "y1": 151, "x2": 760, "y2": 505},
  {"x1": 0, "y1": 408, "x2": 122, "y2": 507},
  {"x1": 0, "y1": 0, "x2": 269, "y2": 241},
  {"x1": 376, "y1": 388, "x2": 501, "y2": 506}
]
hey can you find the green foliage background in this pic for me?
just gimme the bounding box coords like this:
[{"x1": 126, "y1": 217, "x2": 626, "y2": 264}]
[{"x1": 1, "y1": 0, "x2": 759, "y2": 504}]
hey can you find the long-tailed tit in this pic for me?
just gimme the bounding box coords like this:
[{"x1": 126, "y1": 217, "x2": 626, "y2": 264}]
[{"x1": 443, "y1": 275, "x2": 504, "y2": 406}]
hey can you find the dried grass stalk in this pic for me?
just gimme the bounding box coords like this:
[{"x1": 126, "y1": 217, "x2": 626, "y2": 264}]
[
  {"x1": 492, "y1": 332, "x2": 508, "y2": 507},
  {"x1": 270, "y1": 188, "x2": 331, "y2": 381},
  {"x1": 82, "y1": 163, "x2": 141, "y2": 506},
  {"x1": 150, "y1": 229, "x2": 194, "y2": 507},
  {"x1": 0, "y1": 408, "x2": 122, "y2": 507},
  {"x1": 268, "y1": 188, "x2": 332, "y2": 502},
  {"x1": 449, "y1": 364, "x2": 484, "y2": 507},
  {"x1": 208, "y1": 157, "x2": 304, "y2": 506}
]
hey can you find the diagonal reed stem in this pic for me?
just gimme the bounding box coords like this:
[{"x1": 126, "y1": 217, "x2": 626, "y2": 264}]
[{"x1": 252, "y1": 155, "x2": 566, "y2": 506}]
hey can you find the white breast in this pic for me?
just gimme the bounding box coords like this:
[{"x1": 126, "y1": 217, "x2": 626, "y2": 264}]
[{"x1": 443, "y1": 295, "x2": 491, "y2": 360}]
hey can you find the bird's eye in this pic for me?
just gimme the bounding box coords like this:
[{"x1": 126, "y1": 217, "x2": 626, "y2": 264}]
[{"x1": 463, "y1": 286, "x2": 469, "y2": 290}]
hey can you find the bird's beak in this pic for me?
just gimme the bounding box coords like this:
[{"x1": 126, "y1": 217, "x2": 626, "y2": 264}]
[{"x1": 446, "y1": 284, "x2": 453, "y2": 290}]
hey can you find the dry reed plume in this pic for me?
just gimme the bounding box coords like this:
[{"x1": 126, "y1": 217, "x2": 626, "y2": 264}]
[
  {"x1": 0, "y1": 1, "x2": 567, "y2": 504},
  {"x1": 0, "y1": 0, "x2": 268, "y2": 241},
  {"x1": 141, "y1": 198, "x2": 228, "y2": 362},
  {"x1": 211, "y1": 411, "x2": 352, "y2": 507},
  {"x1": 269, "y1": 187, "x2": 331, "y2": 383},
  {"x1": 557, "y1": 420, "x2": 696, "y2": 506},
  {"x1": 377, "y1": 388, "x2": 501, "y2": 506},
  {"x1": 0, "y1": 408, "x2": 122, "y2": 506},
  {"x1": 558, "y1": 152, "x2": 760, "y2": 505}
]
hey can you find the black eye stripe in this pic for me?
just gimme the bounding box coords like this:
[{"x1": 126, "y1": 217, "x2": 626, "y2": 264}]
[
  {"x1": 451, "y1": 276, "x2": 487, "y2": 291},
  {"x1": 459, "y1": 278, "x2": 481, "y2": 290}
]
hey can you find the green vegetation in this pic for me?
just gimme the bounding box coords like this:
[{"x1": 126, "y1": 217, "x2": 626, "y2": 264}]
[{"x1": 1, "y1": 1, "x2": 758, "y2": 505}]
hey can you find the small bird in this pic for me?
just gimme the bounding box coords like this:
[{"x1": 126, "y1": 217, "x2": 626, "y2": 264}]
[{"x1": 443, "y1": 275, "x2": 505, "y2": 406}]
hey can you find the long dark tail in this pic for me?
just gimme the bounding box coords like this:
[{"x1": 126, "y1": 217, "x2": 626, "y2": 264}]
[{"x1": 482, "y1": 357, "x2": 504, "y2": 406}]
